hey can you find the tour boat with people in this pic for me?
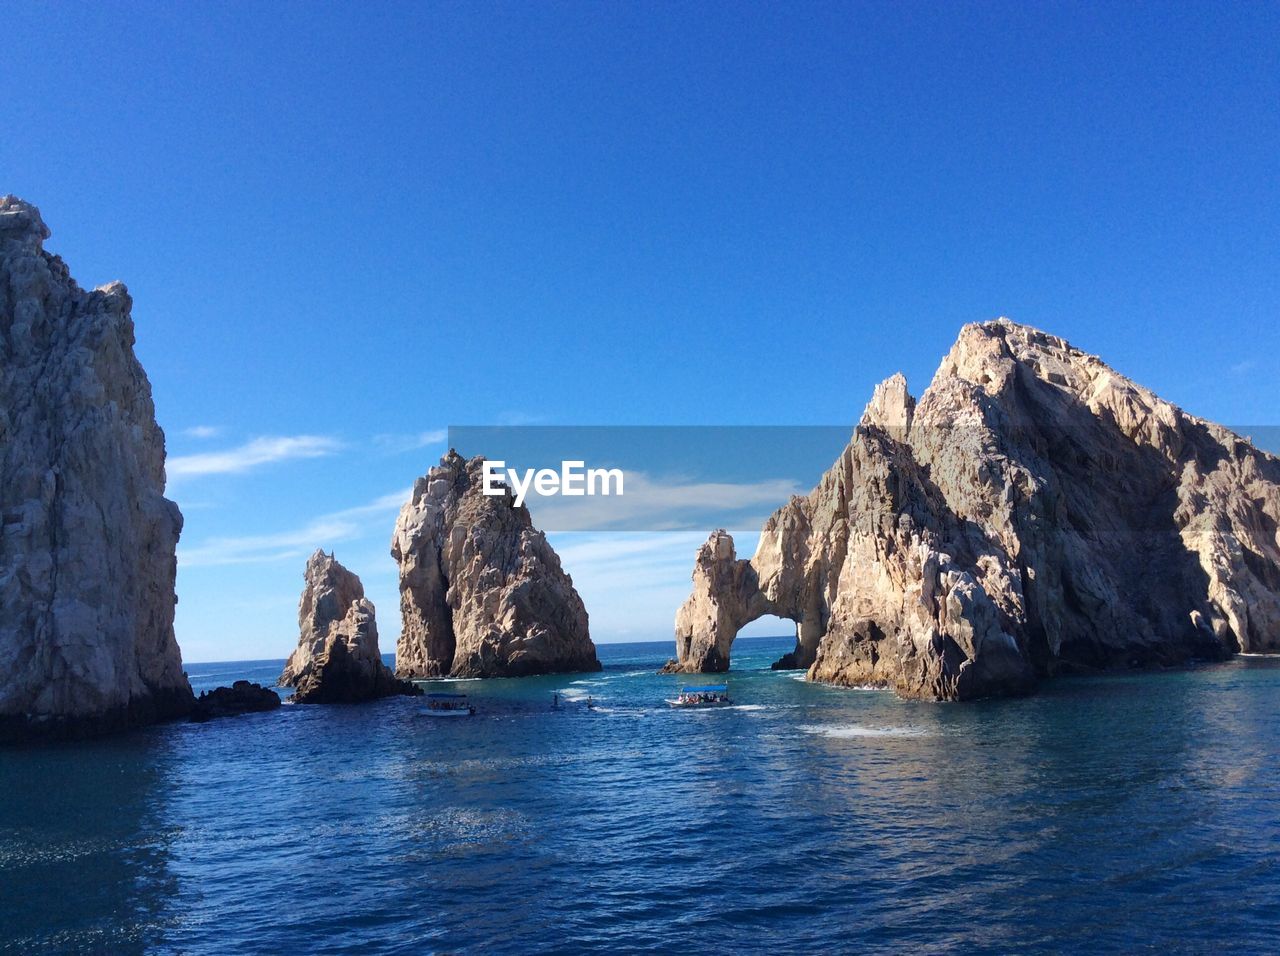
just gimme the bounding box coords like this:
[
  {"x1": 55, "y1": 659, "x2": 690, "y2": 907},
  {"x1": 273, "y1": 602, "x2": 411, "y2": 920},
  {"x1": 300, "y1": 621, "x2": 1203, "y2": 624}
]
[
  {"x1": 666, "y1": 684, "x2": 731, "y2": 708},
  {"x1": 423, "y1": 693, "x2": 475, "y2": 717}
]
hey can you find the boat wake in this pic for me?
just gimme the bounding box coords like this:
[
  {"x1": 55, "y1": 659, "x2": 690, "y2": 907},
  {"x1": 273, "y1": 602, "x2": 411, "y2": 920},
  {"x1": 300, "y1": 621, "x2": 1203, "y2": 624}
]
[{"x1": 798, "y1": 723, "x2": 929, "y2": 739}]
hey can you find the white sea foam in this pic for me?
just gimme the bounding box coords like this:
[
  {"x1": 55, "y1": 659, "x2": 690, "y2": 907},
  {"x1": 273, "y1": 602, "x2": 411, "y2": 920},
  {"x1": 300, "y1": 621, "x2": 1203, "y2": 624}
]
[
  {"x1": 799, "y1": 723, "x2": 928, "y2": 739},
  {"x1": 413, "y1": 676, "x2": 484, "y2": 683},
  {"x1": 560, "y1": 688, "x2": 605, "y2": 703}
]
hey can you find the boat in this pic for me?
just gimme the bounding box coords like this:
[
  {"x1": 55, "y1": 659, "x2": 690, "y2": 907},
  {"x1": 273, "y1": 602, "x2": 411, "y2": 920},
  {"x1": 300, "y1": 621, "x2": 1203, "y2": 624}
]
[
  {"x1": 666, "y1": 684, "x2": 731, "y2": 708},
  {"x1": 423, "y1": 692, "x2": 475, "y2": 717}
]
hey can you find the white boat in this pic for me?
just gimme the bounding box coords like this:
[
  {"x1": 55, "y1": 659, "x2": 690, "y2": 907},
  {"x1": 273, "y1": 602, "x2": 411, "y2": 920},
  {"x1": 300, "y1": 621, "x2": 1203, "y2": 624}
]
[
  {"x1": 424, "y1": 693, "x2": 475, "y2": 717},
  {"x1": 666, "y1": 684, "x2": 731, "y2": 708}
]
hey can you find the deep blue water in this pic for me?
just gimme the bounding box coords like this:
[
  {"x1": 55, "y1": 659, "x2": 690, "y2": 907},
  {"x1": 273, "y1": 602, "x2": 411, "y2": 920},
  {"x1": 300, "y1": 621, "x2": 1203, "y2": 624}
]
[{"x1": 2, "y1": 636, "x2": 1278, "y2": 954}]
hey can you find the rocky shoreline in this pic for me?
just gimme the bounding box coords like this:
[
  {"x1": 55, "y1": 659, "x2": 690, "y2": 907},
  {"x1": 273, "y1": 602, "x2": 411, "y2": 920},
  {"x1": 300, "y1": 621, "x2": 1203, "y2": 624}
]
[{"x1": 3, "y1": 194, "x2": 1278, "y2": 739}]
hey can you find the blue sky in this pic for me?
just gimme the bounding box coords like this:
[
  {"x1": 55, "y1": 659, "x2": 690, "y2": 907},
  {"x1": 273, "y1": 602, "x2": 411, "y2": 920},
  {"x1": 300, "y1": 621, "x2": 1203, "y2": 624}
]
[{"x1": 3, "y1": 1, "x2": 1278, "y2": 662}]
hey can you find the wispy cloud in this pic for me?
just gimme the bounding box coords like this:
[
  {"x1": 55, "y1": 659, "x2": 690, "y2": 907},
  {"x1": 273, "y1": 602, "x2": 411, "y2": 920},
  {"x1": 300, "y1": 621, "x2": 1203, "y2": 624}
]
[
  {"x1": 551, "y1": 531, "x2": 710, "y2": 587},
  {"x1": 548, "y1": 530, "x2": 763, "y2": 638},
  {"x1": 525, "y1": 471, "x2": 803, "y2": 531},
  {"x1": 178, "y1": 488, "x2": 410, "y2": 568},
  {"x1": 169, "y1": 435, "x2": 343, "y2": 480},
  {"x1": 372, "y1": 428, "x2": 448, "y2": 454},
  {"x1": 1231, "y1": 359, "x2": 1259, "y2": 375},
  {"x1": 181, "y1": 425, "x2": 223, "y2": 439}
]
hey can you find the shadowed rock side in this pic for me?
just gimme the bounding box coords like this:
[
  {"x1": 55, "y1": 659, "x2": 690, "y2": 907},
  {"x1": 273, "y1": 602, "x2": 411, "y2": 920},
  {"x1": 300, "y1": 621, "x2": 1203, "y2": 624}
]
[
  {"x1": 393, "y1": 450, "x2": 601, "y2": 678},
  {"x1": 670, "y1": 319, "x2": 1280, "y2": 700},
  {"x1": 0, "y1": 197, "x2": 192, "y2": 741},
  {"x1": 190, "y1": 681, "x2": 282, "y2": 722},
  {"x1": 279, "y1": 550, "x2": 419, "y2": 704}
]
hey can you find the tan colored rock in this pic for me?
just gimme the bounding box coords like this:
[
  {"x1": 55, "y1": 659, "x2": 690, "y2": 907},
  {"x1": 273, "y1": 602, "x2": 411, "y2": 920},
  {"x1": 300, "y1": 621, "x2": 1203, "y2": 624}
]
[
  {"x1": 666, "y1": 531, "x2": 768, "y2": 673},
  {"x1": 392, "y1": 450, "x2": 600, "y2": 678},
  {"x1": 280, "y1": 550, "x2": 418, "y2": 704},
  {"x1": 0, "y1": 196, "x2": 192, "y2": 739},
  {"x1": 672, "y1": 318, "x2": 1280, "y2": 700}
]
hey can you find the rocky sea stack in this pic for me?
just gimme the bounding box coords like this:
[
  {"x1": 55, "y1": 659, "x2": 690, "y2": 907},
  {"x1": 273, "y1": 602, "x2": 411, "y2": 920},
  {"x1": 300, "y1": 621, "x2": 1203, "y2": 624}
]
[
  {"x1": 393, "y1": 450, "x2": 601, "y2": 678},
  {"x1": 671, "y1": 319, "x2": 1280, "y2": 700},
  {"x1": 0, "y1": 196, "x2": 192, "y2": 740},
  {"x1": 279, "y1": 550, "x2": 419, "y2": 704}
]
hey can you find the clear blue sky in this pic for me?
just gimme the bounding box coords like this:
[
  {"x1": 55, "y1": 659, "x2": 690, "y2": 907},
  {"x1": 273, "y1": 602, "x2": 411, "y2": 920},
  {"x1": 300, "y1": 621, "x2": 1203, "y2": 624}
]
[{"x1": 3, "y1": 1, "x2": 1278, "y2": 662}]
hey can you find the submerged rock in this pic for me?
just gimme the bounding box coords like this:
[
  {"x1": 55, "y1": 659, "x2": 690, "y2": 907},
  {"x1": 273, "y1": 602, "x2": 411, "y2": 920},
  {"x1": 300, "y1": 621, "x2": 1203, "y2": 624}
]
[
  {"x1": 280, "y1": 550, "x2": 419, "y2": 704},
  {"x1": 672, "y1": 319, "x2": 1280, "y2": 700},
  {"x1": 392, "y1": 450, "x2": 601, "y2": 678},
  {"x1": 190, "y1": 681, "x2": 281, "y2": 722},
  {"x1": 0, "y1": 197, "x2": 192, "y2": 741}
]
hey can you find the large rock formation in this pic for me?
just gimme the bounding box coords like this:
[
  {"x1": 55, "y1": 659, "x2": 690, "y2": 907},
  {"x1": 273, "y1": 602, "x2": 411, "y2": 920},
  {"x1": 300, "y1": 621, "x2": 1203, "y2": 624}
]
[
  {"x1": 279, "y1": 550, "x2": 419, "y2": 703},
  {"x1": 392, "y1": 450, "x2": 601, "y2": 677},
  {"x1": 0, "y1": 196, "x2": 192, "y2": 740},
  {"x1": 671, "y1": 319, "x2": 1280, "y2": 700}
]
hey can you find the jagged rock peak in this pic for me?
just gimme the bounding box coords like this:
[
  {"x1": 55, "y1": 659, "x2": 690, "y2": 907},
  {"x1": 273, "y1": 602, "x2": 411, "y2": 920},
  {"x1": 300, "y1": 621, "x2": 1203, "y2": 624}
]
[
  {"x1": 0, "y1": 195, "x2": 51, "y2": 243},
  {"x1": 861, "y1": 371, "x2": 915, "y2": 432},
  {"x1": 280, "y1": 549, "x2": 418, "y2": 704},
  {"x1": 672, "y1": 317, "x2": 1280, "y2": 701},
  {"x1": 392, "y1": 450, "x2": 601, "y2": 678},
  {"x1": 0, "y1": 196, "x2": 191, "y2": 741}
]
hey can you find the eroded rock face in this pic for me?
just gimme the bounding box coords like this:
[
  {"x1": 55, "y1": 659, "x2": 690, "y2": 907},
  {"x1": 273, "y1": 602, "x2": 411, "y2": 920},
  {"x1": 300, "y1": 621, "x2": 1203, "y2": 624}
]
[
  {"x1": 672, "y1": 319, "x2": 1280, "y2": 700},
  {"x1": 280, "y1": 550, "x2": 418, "y2": 704},
  {"x1": 0, "y1": 196, "x2": 192, "y2": 740},
  {"x1": 392, "y1": 450, "x2": 601, "y2": 678}
]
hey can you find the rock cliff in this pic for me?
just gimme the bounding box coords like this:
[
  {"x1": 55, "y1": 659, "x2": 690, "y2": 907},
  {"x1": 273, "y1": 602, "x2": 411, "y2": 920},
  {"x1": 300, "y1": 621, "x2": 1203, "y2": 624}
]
[
  {"x1": 392, "y1": 450, "x2": 601, "y2": 677},
  {"x1": 0, "y1": 196, "x2": 192, "y2": 740},
  {"x1": 671, "y1": 319, "x2": 1280, "y2": 700},
  {"x1": 280, "y1": 550, "x2": 418, "y2": 703}
]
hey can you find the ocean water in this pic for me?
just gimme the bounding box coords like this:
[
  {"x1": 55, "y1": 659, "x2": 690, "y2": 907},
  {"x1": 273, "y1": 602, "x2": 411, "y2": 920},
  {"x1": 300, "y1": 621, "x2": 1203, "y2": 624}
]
[{"x1": 2, "y1": 636, "x2": 1278, "y2": 954}]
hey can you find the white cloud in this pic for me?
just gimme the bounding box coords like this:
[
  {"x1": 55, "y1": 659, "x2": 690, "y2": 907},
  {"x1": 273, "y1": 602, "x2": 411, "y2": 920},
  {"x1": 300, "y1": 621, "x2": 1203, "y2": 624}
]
[
  {"x1": 181, "y1": 425, "x2": 223, "y2": 439},
  {"x1": 548, "y1": 530, "x2": 764, "y2": 639},
  {"x1": 372, "y1": 429, "x2": 448, "y2": 454},
  {"x1": 178, "y1": 488, "x2": 409, "y2": 568},
  {"x1": 1231, "y1": 359, "x2": 1259, "y2": 375},
  {"x1": 551, "y1": 532, "x2": 705, "y2": 564},
  {"x1": 525, "y1": 471, "x2": 804, "y2": 531},
  {"x1": 168, "y1": 435, "x2": 343, "y2": 480}
]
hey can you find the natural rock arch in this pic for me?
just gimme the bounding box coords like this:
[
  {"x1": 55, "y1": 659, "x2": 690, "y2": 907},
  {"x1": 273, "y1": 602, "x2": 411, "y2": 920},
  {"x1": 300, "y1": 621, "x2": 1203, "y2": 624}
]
[
  {"x1": 667, "y1": 530, "x2": 833, "y2": 674},
  {"x1": 668, "y1": 320, "x2": 1280, "y2": 700}
]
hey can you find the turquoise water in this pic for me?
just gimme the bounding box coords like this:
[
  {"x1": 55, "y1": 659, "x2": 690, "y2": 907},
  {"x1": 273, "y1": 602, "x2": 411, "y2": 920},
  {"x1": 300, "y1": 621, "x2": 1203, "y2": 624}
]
[{"x1": 2, "y1": 636, "x2": 1278, "y2": 954}]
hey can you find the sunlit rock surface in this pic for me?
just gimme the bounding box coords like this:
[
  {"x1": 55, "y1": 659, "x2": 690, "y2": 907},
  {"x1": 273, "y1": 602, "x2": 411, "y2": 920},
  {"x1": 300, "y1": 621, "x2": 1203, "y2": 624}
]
[
  {"x1": 280, "y1": 550, "x2": 418, "y2": 703},
  {"x1": 671, "y1": 319, "x2": 1280, "y2": 700},
  {"x1": 393, "y1": 450, "x2": 600, "y2": 678},
  {"x1": 0, "y1": 196, "x2": 192, "y2": 740}
]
